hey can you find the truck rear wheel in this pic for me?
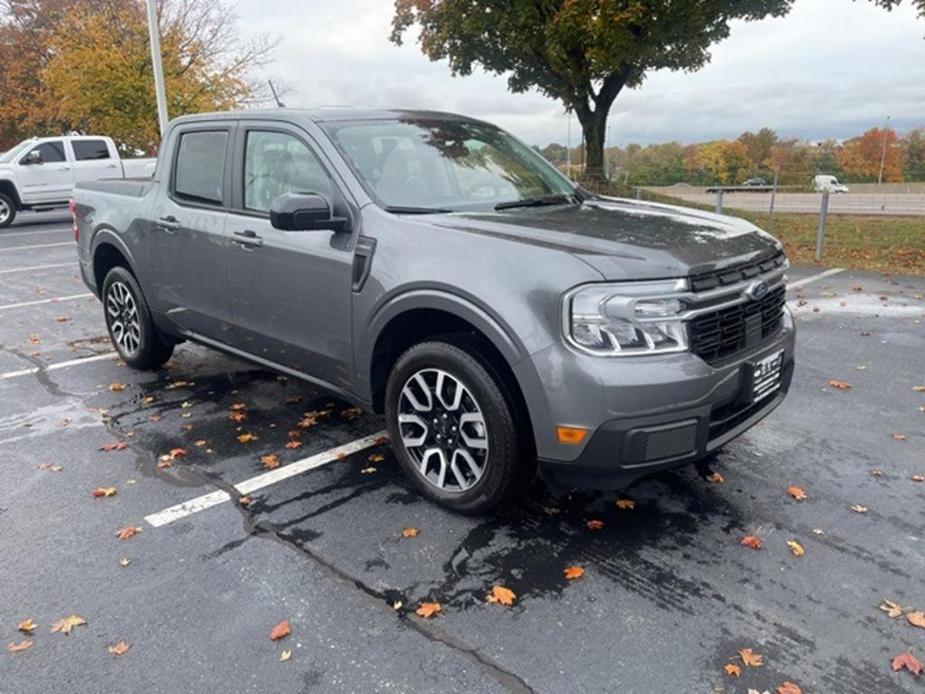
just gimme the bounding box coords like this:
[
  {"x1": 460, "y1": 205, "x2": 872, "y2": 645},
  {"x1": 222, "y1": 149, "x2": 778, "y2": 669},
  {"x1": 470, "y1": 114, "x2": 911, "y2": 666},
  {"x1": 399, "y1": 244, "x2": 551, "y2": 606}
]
[
  {"x1": 0, "y1": 192, "x2": 15, "y2": 228},
  {"x1": 102, "y1": 267, "x2": 173, "y2": 370},
  {"x1": 385, "y1": 339, "x2": 527, "y2": 514}
]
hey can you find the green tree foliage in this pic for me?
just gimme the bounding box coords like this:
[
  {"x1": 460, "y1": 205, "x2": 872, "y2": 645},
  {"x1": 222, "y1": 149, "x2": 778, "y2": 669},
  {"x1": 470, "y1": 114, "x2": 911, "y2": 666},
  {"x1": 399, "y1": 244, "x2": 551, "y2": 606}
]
[
  {"x1": 391, "y1": 0, "x2": 794, "y2": 178},
  {"x1": 901, "y1": 129, "x2": 925, "y2": 181}
]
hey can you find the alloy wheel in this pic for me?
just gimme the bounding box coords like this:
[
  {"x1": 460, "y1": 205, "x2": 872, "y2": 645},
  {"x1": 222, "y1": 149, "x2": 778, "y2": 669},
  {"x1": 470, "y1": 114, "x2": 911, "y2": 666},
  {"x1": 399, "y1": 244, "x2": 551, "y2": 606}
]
[
  {"x1": 0, "y1": 198, "x2": 10, "y2": 225},
  {"x1": 106, "y1": 281, "x2": 141, "y2": 357}
]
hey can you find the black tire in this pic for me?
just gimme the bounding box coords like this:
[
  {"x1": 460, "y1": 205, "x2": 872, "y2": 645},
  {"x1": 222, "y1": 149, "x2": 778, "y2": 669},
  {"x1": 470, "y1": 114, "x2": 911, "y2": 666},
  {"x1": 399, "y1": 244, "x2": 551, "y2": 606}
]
[
  {"x1": 0, "y1": 192, "x2": 16, "y2": 228},
  {"x1": 101, "y1": 266, "x2": 173, "y2": 370},
  {"x1": 385, "y1": 339, "x2": 529, "y2": 514}
]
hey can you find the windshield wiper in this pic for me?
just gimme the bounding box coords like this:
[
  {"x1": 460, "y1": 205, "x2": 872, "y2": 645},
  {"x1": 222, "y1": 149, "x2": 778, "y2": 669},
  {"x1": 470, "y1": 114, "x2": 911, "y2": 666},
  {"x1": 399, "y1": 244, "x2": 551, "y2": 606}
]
[
  {"x1": 493, "y1": 194, "x2": 577, "y2": 211},
  {"x1": 384, "y1": 205, "x2": 453, "y2": 215}
]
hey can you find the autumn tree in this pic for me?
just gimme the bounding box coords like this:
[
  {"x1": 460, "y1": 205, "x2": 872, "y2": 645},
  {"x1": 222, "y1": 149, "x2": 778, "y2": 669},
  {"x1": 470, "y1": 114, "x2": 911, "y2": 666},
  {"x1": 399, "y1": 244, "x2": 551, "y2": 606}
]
[
  {"x1": 737, "y1": 128, "x2": 779, "y2": 174},
  {"x1": 0, "y1": 0, "x2": 277, "y2": 154},
  {"x1": 837, "y1": 127, "x2": 903, "y2": 182},
  {"x1": 901, "y1": 129, "x2": 925, "y2": 181},
  {"x1": 391, "y1": 0, "x2": 794, "y2": 179}
]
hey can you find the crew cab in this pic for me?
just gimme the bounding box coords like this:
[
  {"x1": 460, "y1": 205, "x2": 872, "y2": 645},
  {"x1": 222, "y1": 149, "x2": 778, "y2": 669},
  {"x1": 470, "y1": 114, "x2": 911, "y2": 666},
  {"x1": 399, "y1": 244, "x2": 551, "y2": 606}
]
[
  {"x1": 0, "y1": 135, "x2": 155, "y2": 227},
  {"x1": 73, "y1": 109, "x2": 795, "y2": 513}
]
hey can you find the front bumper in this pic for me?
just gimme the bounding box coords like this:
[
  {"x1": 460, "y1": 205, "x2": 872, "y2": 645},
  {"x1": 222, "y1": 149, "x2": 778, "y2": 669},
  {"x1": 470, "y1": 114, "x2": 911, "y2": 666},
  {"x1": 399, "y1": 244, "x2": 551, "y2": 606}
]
[{"x1": 515, "y1": 309, "x2": 795, "y2": 490}]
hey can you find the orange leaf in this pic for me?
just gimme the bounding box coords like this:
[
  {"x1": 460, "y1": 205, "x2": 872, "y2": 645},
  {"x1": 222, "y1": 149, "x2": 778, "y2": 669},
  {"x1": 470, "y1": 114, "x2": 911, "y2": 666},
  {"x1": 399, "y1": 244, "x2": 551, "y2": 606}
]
[
  {"x1": 401, "y1": 527, "x2": 419, "y2": 538},
  {"x1": 828, "y1": 380, "x2": 852, "y2": 390},
  {"x1": 17, "y1": 619, "x2": 37, "y2": 633},
  {"x1": 229, "y1": 402, "x2": 246, "y2": 411},
  {"x1": 486, "y1": 585, "x2": 516, "y2": 607},
  {"x1": 415, "y1": 602, "x2": 441, "y2": 619},
  {"x1": 374, "y1": 435, "x2": 390, "y2": 445},
  {"x1": 891, "y1": 652, "x2": 924, "y2": 675},
  {"x1": 615, "y1": 499, "x2": 635, "y2": 510},
  {"x1": 108, "y1": 641, "x2": 131, "y2": 656},
  {"x1": 36, "y1": 463, "x2": 64, "y2": 472},
  {"x1": 116, "y1": 526, "x2": 142, "y2": 540},
  {"x1": 229, "y1": 411, "x2": 247, "y2": 422},
  {"x1": 50, "y1": 614, "x2": 87, "y2": 635},
  {"x1": 787, "y1": 485, "x2": 807, "y2": 501},
  {"x1": 261, "y1": 454, "x2": 280, "y2": 470},
  {"x1": 706, "y1": 471, "x2": 725, "y2": 483},
  {"x1": 586, "y1": 519, "x2": 605, "y2": 531},
  {"x1": 108, "y1": 383, "x2": 125, "y2": 392},
  {"x1": 237, "y1": 433, "x2": 257, "y2": 444},
  {"x1": 99, "y1": 441, "x2": 128, "y2": 452},
  {"x1": 269, "y1": 620, "x2": 291, "y2": 641},
  {"x1": 285, "y1": 440, "x2": 302, "y2": 449},
  {"x1": 777, "y1": 682, "x2": 802, "y2": 694},
  {"x1": 335, "y1": 451, "x2": 347, "y2": 461},
  {"x1": 738, "y1": 647, "x2": 764, "y2": 667},
  {"x1": 723, "y1": 663, "x2": 741, "y2": 677},
  {"x1": 740, "y1": 535, "x2": 763, "y2": 550},
  {"x1": 92, "y1": 486, "x2": 117, "y2": 498},
  {"x1": 238, "y1": 496, "x2": 252, "y2": 506},
  {"x1": 564, "y1": 566, "x2": 585, "y2": 580},
  {"x1": 7, "y1": 640, "x2": 33, "y2": 653},
  {"x1": 892, "y1": 433, "x2": 907, "y2": 441},
  {"x1": 907, "y1": 611, "x2": 925, "y2": 629},
  {"x1": 368, "y1": 453, "x2": 385, "y2": 463},
  {"x1": 169, "y1": 448, "x2": 187, "y2": 459}
]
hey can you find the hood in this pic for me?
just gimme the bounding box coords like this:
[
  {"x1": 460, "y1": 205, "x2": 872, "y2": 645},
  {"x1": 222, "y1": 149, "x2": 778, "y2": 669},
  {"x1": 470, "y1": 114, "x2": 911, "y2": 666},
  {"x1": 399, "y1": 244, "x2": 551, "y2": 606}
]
[{"x1": 422, "y1": 197, "x2": 782, "y2": 281}]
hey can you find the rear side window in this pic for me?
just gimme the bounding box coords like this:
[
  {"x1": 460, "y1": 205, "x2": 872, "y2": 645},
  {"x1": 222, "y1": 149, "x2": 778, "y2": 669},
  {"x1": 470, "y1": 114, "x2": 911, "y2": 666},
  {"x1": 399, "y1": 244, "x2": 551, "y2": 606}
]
[
  {"x1": 72, "y1": 140, "x2": 110, "y2": 161},
  {"x1": 173, "y1": 130, "x2": 228, "y2": 206},
  {"x1": 25, "y1": 141, "x2": 66, "y2": 163}
]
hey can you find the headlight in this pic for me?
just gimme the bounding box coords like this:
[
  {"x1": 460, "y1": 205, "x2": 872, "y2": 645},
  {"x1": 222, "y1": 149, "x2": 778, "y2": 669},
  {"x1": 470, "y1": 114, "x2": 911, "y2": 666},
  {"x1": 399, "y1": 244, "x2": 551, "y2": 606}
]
[{"x1": 564, "y1": 280, "x2": 689, "y2": 356}]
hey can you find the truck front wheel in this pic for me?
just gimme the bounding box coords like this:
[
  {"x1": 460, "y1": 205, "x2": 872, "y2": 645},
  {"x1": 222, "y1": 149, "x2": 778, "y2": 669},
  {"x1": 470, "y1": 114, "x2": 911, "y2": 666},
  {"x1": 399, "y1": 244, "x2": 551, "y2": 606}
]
[
  {"x1": 0, "y1": 192, "x2": 16, "y2": 228},
  {"x1": 102, "y1": 267, "x2": 173, "y2": 370},
  {"x1": 385, "y1": 339, "x2": 528, "y2": 514}
]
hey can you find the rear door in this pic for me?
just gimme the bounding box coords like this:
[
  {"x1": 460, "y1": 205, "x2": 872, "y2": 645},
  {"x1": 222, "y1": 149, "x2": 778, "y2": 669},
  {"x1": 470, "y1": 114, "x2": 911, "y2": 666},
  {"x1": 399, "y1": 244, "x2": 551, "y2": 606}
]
[
  {"x1": 70, "y1": 138, "x2": 121, "y2": 183},
  {"x1": 223, "y1": 122, "x2": 356, "y2": 390},
  {"x1": 15, "y1": 140, "x2": 74, "y2": 203},
  {"x1": 147, "y1": 125, "x2": 234, "y2": 339}
]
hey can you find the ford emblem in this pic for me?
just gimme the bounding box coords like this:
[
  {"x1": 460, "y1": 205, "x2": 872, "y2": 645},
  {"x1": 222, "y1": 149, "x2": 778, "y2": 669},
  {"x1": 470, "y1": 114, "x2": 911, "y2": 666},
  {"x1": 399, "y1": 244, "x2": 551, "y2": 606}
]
[{"x1": 746, "y1": 280, "x2": 769, "y2": 300}]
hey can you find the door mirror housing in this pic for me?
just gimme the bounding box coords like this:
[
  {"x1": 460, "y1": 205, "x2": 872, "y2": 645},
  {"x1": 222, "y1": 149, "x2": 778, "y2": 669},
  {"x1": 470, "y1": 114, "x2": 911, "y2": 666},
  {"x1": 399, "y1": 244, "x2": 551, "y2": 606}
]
[
  {"x1": 269, "y1": 192, "x2": 349, "y2": 232},
  {"x1": 21, "y1": 150, "x2": 43, "y2": 166}
]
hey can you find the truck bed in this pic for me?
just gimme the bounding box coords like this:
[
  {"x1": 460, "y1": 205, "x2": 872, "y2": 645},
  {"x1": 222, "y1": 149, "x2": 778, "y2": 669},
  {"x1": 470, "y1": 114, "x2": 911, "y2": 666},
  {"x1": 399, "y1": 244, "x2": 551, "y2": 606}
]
[{"x1": 76, "y1": 178, "x2": 156, "y2": 198}]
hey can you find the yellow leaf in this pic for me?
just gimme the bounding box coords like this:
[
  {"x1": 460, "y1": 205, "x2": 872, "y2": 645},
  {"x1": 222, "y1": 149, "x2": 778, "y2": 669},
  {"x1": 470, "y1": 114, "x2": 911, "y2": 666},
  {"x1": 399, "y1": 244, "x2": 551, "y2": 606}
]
[
  {"x1": 786, "y1": 539, "x2": 805, "y2": 557},
  {"x1": 486, "y1": 585, "x2": 516, "y2": 606},
  {"x1": 17, "y1": 619, "x2": 37, "y2": 633},
  {"x1": 237, "y1": 433, "x2": 258, "y2": 444},
  {"x1": 614, "y1": 499, "x2": 635, "y2": 510},
  {"x1": 108, "y1": 383, "x2": 125, "y2": 392},
  {"x1": 368, "y1": 453, "x2": 385, "y2": 463},
  {"x1": 50, "y1": 614, "x2": 87, "y2": 635},
  {"x1": 850, "y1": 504, "x2": 869, "y2": 513},
  {"x1": 279, "y1": 649, "x2": 292, "y2": 661},
  {"x1": 261, "y1": 454, "x2": 280, "y2": 470},
  {"x1": 119, "y1": 557, "x2": 131, "y2": 567},
  {"x1": 880, "y1": 599, "x2": 903, "y2": 618}
]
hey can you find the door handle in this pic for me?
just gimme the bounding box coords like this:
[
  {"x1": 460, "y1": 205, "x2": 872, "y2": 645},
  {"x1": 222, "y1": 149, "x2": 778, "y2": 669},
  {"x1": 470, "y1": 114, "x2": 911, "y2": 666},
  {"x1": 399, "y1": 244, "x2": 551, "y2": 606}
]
[
  {"x1": 157, "y1": 215, "x2": 181, "y2": 231},
  {"x1": 105, "y1": 164, "x2": 118, "y2": 169},
  {"x1": 232, "y1": 229, "x2": 263, "y2": 248},
  {"x1": 58, "y1": 166, "x2": 70, "y2": 171}
]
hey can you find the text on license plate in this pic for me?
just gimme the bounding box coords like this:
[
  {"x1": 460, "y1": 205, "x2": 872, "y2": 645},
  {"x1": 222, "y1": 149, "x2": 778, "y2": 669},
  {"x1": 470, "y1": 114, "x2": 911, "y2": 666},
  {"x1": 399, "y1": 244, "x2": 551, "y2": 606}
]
[{"x1": 752, "y1": 349, "x2": 784, "y2": 402}]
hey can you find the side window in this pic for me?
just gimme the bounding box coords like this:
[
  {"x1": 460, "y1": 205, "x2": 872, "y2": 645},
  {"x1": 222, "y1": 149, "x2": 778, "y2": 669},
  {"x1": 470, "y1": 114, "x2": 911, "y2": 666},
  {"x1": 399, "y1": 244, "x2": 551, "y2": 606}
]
[
  {"x1": 24, "y1": 141, "x2": 66, "y2": 164},
  {"x1": 72, "y1": 140, "x2": 111, "y2": 161},
  {"x1": 173, "y1": 130, "x2": 228, "y2": 206},
  {"x1": 244, "y1": 130, "x2": 333, "y2": 213}
]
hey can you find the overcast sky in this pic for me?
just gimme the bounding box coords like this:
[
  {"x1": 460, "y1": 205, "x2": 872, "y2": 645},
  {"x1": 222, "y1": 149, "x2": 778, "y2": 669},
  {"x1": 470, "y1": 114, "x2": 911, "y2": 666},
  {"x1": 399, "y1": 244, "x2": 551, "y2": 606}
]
[{"x1": 236, "y1": 0, "x2": 925, "y2": 147}]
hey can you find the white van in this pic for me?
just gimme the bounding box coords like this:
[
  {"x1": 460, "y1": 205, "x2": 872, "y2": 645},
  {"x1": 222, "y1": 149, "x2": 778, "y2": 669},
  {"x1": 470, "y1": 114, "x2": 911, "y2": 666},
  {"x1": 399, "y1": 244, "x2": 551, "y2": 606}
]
[{"x1": 813, "y1": 174, "x2": 849, "y2": 194}]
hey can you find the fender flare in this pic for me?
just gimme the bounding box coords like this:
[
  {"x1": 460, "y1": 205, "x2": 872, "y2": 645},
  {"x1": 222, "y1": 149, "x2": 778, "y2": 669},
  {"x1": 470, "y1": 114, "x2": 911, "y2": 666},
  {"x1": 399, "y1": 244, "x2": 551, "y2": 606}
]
[
  {"x1": 89, "y1": 226, "x2": 139, "y2": 285},
  {"x1": 0, "y1": 179, "x2": 22, "y2": 207}
]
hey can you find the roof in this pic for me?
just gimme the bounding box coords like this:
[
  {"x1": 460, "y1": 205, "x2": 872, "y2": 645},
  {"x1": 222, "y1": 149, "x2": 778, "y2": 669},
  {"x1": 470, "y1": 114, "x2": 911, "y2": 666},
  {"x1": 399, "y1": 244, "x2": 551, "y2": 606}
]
[{"x1": 172, "y1": 107, "x2": 483, "y2": 125}]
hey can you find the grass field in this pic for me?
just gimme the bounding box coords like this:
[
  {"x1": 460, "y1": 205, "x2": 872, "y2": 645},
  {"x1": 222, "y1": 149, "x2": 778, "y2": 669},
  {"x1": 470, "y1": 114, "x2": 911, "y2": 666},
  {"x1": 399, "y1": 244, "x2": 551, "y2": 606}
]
[{"x1": 584, "y1": 180, "x2": 925, "y2": 275}]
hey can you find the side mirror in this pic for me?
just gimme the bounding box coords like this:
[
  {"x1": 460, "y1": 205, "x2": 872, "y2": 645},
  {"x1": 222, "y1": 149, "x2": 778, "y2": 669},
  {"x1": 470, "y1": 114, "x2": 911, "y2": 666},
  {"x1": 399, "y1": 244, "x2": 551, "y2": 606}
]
[
  {"x1": 269, "y1": 192, "x2": 350, "y2": 232},
  {"x1": 21, "y1": 150, "x2": 42, "y2": 166}
]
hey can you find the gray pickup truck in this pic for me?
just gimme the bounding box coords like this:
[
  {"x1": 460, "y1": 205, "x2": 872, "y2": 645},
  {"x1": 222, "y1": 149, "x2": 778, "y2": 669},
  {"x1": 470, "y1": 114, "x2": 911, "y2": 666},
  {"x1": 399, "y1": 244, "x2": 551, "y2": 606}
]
[{"x1": 73, "y1": 108, "x2": 794, "y2": 513}]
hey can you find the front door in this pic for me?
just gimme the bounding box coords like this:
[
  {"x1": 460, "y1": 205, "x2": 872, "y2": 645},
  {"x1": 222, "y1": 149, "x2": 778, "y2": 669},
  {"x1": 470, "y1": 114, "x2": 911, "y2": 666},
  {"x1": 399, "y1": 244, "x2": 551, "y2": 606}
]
[
  {"x1": 16, "y1": 140, "x2": 74, "y2": 203},
  {"x1": 148, "y1": 127, "x2": 234, "y2": 340},
  {"x1": 224, "y1": 125, "x2": 356, "y2": 391}
]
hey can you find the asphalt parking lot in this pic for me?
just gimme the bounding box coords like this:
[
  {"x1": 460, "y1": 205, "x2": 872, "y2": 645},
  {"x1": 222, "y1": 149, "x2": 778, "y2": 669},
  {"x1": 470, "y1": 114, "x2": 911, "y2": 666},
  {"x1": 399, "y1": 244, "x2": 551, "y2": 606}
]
[{"x1": 2, "y1": 212, "x2": 924, "y2": 693}]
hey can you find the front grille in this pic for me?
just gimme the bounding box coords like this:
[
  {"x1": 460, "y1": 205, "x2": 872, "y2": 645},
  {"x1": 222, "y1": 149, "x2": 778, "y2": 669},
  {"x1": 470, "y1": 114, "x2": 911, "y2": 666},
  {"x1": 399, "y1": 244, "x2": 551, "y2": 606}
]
[
  {"x1": 689, "y1": 251, "x2": 786, "y2": 292},
  {"x1": 689, "y1": 285, "x2": 786, "y2": 363}
]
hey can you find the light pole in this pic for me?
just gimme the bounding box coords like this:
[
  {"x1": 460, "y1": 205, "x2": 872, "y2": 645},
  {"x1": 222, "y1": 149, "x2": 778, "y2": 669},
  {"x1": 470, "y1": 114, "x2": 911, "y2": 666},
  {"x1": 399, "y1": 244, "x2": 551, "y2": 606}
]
[
  {"x1": 566, "y1": 111, "x2": 572, "y2": 174},
  {"x1": 145, "y1": 0, "x2": 169, "y2": 138},
  {"x1": 877, "y1": 115, "x2": 891, "y2": 186}
]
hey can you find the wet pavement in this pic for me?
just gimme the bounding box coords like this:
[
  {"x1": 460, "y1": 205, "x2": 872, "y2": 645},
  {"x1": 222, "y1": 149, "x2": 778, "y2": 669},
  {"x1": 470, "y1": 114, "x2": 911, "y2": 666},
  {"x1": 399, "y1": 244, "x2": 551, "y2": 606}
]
[{"x1": 2, "y1": 213, "x2": 924, "y2": 693}]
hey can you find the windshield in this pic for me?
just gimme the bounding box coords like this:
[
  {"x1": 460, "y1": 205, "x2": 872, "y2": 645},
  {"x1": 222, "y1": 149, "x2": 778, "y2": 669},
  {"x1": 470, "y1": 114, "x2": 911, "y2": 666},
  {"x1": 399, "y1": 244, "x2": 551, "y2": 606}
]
[
  {"x1": 324, "y1": 118, "x2": 576, "y2": 212},
  {"x1": 0, "y1": 140, "x2": 34, "y2": 164}
]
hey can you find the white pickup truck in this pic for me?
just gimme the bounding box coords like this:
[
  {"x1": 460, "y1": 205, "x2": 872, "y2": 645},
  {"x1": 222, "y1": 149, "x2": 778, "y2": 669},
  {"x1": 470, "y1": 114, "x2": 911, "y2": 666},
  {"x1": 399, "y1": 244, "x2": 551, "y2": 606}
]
[{"x1": 0, "y1": 135, "x2": 156, "y2": 227}]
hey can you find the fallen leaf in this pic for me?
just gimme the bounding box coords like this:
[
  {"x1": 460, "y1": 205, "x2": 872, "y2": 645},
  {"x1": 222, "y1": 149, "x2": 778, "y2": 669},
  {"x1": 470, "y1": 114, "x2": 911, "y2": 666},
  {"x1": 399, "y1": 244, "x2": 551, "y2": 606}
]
[
  {"x1": 119, "y1": 557, "x2": 131, "y2": 567},
  {"x1": 335, "y1": 451, "x2": 347, "y2": 461},
  {"x1": 229, "y1": 411, "x2": 247, "y2": 423},
  {"x1": 109, "y1": 383, "x2": 125, "y2": 392},
  {"x1": 787, "y1": 485, "x2": 807, "y2": 501},
  {"x1": 108, "y1": 641, "x2": 131, "y2": 656},
  {"x1": 230, "y1": 402, "x2": 246, "y2": 411},
  {"x1": 912, "y1": 475, "x2": 924, "y2": 483},
  {"x1": 786, "y1": 540, "x2": 805, "y2": 557},
  {"x1": 237, "y1": 433, "x2": 258, "y2": 444},
  {"x1": 116, "y1": 526, "x2": 142, "y2": 540},
  {"x1": 564, "y1": 566, "x2": 585, "y2": 580},
  {"x1": 285, "y1": 440, "x2": 302, "y2": 449},
  {"x1": 615, "y1": 499, "x2": 635, "y2": 510},
  {"x1": 360, "y1": 466, "x2": 377, "y2": 474},
  {"x1": 92, "y1": 486, "x2": 117, "y2": 498},
  {"x1": 871, "y1": 469, "x2": 885, "y2": 477},
  {"x1": 706, "y1": 471, "x2": 725, "y2": 483},
  {"x1": 7, "y1": 640, "x2": 33, "y2": 653},
  {"x1": 17, "y1": 619, "x2": 37, "y2": 633},
  {"x1": 238, "y1": 496, "x2": 252, "y2": 506},
  {"x1": 50, "y1": 614, "x2": 87, "y2": 635},
  {"x1": 907, "y1": 611, "x2": 925, "y2": 629},
  {"x1": 392, "y1": 600, "x2": 403, "y2": 611},
  {"x1": 880, "y1": 599, "x2": 903, "y2": 618},
  {"x1": 812, "y1": 528, "x2": 826, "y2": 535},
  {"x1": 374, "y1": 435, "x2": 389, "y2": 445},
  {"x1": 368, "y1": 453, "x2": 385, "y2": 463},
  {"x1": 194, "y1": 439, "x2": 207, "y2": 447},
  {"x1": 850, "y1": 504, "x2": 869, "y2": 514},
  {"x1": 28, "y1": 333, "x2": 40, "y2": 344},
  {"x1": 297, "y1": 415, "x2": 318, "y2": 429},
  {"x1": 891, "y1": 652, "x2": 924, "y2": 675},
  {"x1": 279, "y1": 649, "x2": 292, "y2": 661},
  {"x1": 169, "y1": 448, "x2": 187, "y2": 459},
  {"x1": 98, "y1": 441, "x2": 128, "y2": 452},
  {"x1": 341, "y1": 406, "x2": 363, "y2": 420},
  {"x1": 261, "y1": 454, "x2": 280, "y2": 470},
  {"x1": 36, "y1": 463, "x2": 64, "y2": 472},
  {"x1": 269, "y1": 620, "x2": 291, "y2": 641},
  {"x1": 486, "y1": 585, "x2": 516, "y2": 607},
  {"x1": 586, "y1": 519, "x2": 605, "y2": 531},
  {"x1": 912, "y1": 385, "x2": 925, "y2": 392},
  {"x1": 164, "y1": 380, "x2": 192, "y2": 389},
  {"x1": 55, "y1": 315, "x2": 70, "y2": 322},
  {"x1": 738, "y1": 647, "x2": 764, "y2": 667},
  {"x1": 828, "y1": 380, "x2": 852, "y2": 390},
  {"x1": 776, "y1": 682, "x2": 802, "y2": 694},
  {"x1": 740, "y1": 535, "x2": 764, "y2": 550},
  {"x1": 415, "y1": 602, "x2": 441, "y2": 619},
  {"x1": 156, "y1": 458, "x2": 172, "y2": 470},
  {"x1": 401, "y1": 527, "x2": 419, "y2": 538},
  {"x1": 724, "y1": 663, "x2": 741, "y2": 677},
  {"x1": 891, "y1": 433, "x2": 907, "y2": 441}
]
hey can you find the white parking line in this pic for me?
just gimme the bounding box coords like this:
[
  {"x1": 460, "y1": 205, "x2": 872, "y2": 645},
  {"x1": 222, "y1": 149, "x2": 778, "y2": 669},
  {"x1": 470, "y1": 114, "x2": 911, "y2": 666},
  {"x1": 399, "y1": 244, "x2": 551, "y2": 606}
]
[
  {"x1": 144, "y1": 430, "x2": 388, "y2": 528},
  {"x1": 0, "y1": 292, "x2": 93, "y2": 311},
  {"x1": 787, "y1": 268, "x2": 845, "y2": 289},
  {"x1": 0, "y1": 352, "x2": 117, "y2": 380},
  {"x1": 0, "y1": 241, "x2": 73, "y2": 252},
  {"x1": 0, "y1": 227, "x2": 72, "y2": 237},
  {"x1": 0, "y1": 262, "x2": 75, "y2": 275}
]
